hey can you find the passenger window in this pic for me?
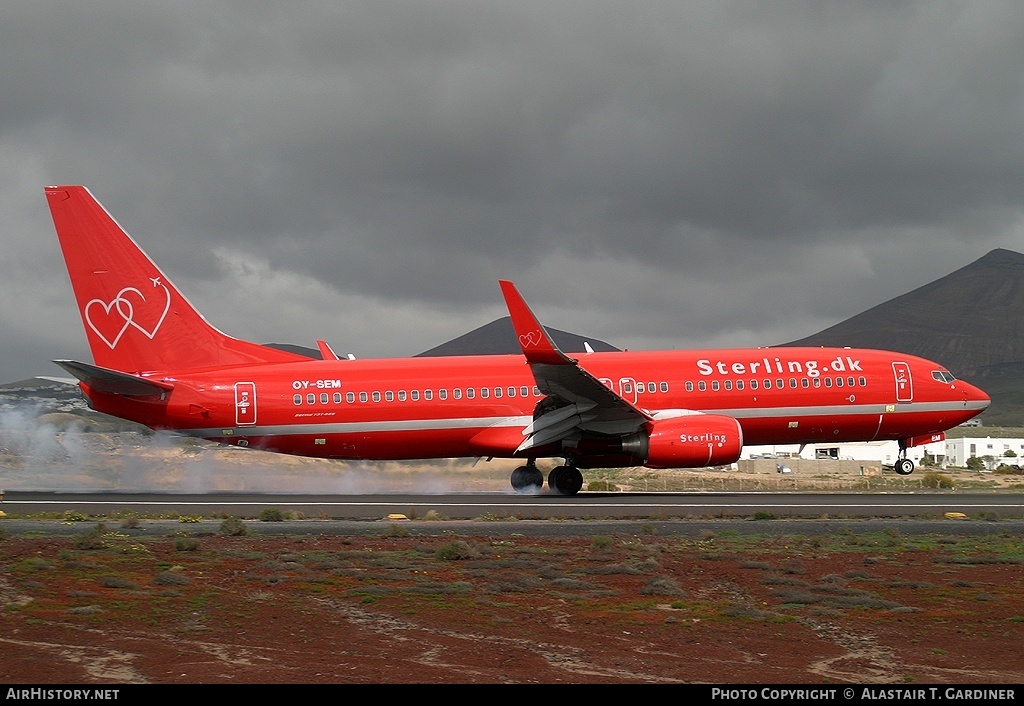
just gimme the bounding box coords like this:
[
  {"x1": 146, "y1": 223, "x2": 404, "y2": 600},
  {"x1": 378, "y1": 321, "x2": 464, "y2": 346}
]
[
  {"x1": 398, "y1": 390, "x2": 406, "y2": 401},
  {"x1": 724, "y1": 380, "x2": 732, "y2": 391},
  {"x1": 763, "y1": 380, "x2": 771, "y2": 389},
  {"x1": 320, "y1": 393, "x2": 328, "y2": 404},
  {"x1": 750, "y1": 379, "x2": 758, "y2": 390},
  {"x1": 508, "y1": 386, "x2": 516, "y2": 397},
  {"x1": 648, "y1": 382, "x2": 656, "y2": 393},
  {"x1": 359, "y1": 392, "x2": 368, "y2": 402},
  {"x1": 698, "y1": 381, "x2": 707, "y2": 391},
  {"x1": 494, "y1": 387, "x2": 502, "y2": 398},
  {"x1": 712, "y1": 380, "x2": 720, "y2": 391},
  {"x1": 411, "y1": 390, "x2": 419, "y2": 400},
  {"x1": 334, "y1": 392, "x2": 342, "y2": 403},
  {"x1": 685, "y1": 381, "x2": 694, "y2": 392},
  {"x1": 736, "y1": 380, "x2": 744, "y2": 390},
  {"x1": 307, "y1": 393, "x2": 315, "y2": 404},
  {"x1": 425, "y1": 390, "x2": 433, "y2": 400},
  {"x1": 453, "y1": 389, "x2": 462, "y2": 399},
  {"x1": 480, "y1": 388, "x2": 488, "y2": 398},
  {"x1": 385, "y1": 391, "x2": 394, "y2": 401},
  {"x1": 347, "y1": 392, "x2": 355, "y2": 403},
  {"x1": 439, "y1": 389, "x2": 447, "y2": 400},
  {"x1": 372, "y1": 391, "x2": 381, "y2": 402},
  {"x1": 293, "y1": 394, "x2": 302, "y2": 405},
  {"x1": 467, "y1": 388, "x2": 475, "y2": 399}
]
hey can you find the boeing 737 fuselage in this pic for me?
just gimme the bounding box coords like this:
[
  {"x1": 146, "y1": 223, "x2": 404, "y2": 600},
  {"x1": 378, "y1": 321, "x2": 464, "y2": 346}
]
[{"x1": 46, "y1": 185, "x2": 990, "y2": 494}]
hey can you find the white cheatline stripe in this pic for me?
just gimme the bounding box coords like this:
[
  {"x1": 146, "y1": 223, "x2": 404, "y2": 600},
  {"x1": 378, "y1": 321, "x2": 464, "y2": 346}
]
[{"x1": 182, "y1": 398, "x2": 983, "y2": 439}]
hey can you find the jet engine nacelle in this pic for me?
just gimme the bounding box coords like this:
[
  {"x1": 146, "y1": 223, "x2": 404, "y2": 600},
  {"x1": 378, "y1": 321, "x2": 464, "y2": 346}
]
[{"x1": 621, "y1": 414, "x2": 743, "y2": 469}]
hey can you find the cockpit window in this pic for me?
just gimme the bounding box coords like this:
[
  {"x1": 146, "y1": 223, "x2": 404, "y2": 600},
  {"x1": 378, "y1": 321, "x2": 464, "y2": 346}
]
[{"x1": 932, "y1": 370, "x2": 956, "y2": 383}]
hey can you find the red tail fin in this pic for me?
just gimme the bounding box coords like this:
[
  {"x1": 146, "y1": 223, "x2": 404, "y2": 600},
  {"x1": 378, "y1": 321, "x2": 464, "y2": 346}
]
[{"x1": 46, "y1": 185, "x2": 309, "y2": 373}]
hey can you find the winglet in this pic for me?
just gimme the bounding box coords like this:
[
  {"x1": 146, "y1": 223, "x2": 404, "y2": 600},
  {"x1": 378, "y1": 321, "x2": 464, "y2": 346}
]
[
  {"x1": 498, "y1": 280, "x2": 573, "y2": 365},
  {"x1": 316, "y1": 340, "x2": 340, "y2": 361}
]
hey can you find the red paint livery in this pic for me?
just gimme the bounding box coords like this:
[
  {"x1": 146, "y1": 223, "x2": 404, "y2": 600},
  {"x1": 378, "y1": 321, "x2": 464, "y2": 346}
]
[{"x1": 46, "y1": 186, "x2": 989, "y2": 494}]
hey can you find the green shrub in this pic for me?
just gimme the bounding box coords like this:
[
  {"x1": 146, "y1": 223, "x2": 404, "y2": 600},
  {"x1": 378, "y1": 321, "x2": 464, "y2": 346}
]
[
  {"x1": 436, "y1": 540, "x2": 480, "y2": 560},
  {"x1": 921, "y1": 472, "x2": 955, "y2": 489},
  {"x1": 258, "y1": 508, "x2": 286, "y2": 522},
  {"x1": 73, "y1": 523, "x2": 108, "y2": 550},
  {"x1": 218, "y1": 516, "x2": 248, "y2": 536},
  {"x1": 154, "y1": 571, "x2": 191, "y2": 586}
]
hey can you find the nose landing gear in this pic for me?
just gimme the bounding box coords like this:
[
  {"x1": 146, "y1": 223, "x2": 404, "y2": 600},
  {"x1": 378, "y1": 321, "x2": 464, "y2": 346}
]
[{"x1": 893, "y1": 439, "x2": 915, "y2": 475}]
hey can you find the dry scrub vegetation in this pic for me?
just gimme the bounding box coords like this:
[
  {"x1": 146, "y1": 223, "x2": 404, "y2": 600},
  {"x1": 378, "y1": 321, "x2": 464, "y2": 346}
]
[{"x1": 3, "y1": 521, "x2": 1024, "y2": 683}]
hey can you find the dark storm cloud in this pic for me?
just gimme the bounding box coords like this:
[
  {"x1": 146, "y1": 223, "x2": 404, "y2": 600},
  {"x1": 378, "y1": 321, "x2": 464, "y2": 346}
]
[{"x1": 1, "y1": 1, "x2": 1023, "y2": 380}]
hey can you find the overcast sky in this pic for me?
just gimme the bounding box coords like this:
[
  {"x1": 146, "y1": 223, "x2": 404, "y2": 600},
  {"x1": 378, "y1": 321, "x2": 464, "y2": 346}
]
[{"x1": 2, "y1": 1, "x2": 1023, "y2": 382}]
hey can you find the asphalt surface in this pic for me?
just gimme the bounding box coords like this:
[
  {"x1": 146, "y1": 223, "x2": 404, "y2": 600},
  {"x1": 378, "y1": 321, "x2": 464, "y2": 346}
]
[{"x1": 3, "y1": 490, "x2": 1024, "y2": 537}]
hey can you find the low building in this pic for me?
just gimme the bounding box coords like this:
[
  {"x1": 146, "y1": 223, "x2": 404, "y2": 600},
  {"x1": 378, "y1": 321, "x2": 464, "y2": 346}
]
[
  {"x1": 743, "y1": 434, "x2": 1024, "y2": 472},
  {"x1": 945, "y1": 437, "x2": 1024, "y2": 468}
]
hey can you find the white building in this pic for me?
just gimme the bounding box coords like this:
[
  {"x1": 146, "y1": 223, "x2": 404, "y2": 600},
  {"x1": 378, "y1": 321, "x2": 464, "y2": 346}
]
[
  {"x1": 945, "y1": 437, "x2": 1024, "y2": 468},
  {"x1": 744, "y1": 439, "x2": 941, "y2": 466},
  {"x1": 745, "y1": 435, "x2": 1024, "y2": 469}
]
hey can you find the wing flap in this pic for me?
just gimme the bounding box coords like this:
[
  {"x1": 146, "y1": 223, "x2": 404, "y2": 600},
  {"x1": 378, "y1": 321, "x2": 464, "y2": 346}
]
[{"x1": 517, "y1": 410, "x2": 599, "y2": 452}]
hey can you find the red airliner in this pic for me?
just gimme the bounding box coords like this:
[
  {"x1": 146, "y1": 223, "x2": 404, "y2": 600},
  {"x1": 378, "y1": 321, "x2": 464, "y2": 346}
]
[{"x1": 46, "y1": 185, "x2": 990, "y2": 494}]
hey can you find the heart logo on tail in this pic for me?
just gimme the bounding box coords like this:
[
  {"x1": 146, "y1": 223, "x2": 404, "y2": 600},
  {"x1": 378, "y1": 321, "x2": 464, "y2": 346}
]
[
  {"x1": 519, "y1": 330, "x2": 542, "y2": 348},
  {"x1": 84, "y1": 281, "x2": 171, "y2": 349}
]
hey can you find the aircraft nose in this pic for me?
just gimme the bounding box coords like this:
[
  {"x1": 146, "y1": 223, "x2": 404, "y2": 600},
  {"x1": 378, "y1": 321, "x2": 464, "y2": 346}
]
[{"x1": 961, "y1": 380, "x2": 991, "y2": 409}]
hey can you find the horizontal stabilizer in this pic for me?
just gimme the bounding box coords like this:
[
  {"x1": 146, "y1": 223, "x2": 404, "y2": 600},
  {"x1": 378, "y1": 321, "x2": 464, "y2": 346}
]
[
  {"x1": 36, "y1": 376, "x2": 78, "y2": 386},
  {"x1": 53, "y1": 359, "x2": 174, "y2": 397}
]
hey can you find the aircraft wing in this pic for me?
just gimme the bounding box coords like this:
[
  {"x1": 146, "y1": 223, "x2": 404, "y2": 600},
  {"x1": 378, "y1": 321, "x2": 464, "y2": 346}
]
[{"x1": 498, "y1": 281, "x2": 650, "y2": 452}]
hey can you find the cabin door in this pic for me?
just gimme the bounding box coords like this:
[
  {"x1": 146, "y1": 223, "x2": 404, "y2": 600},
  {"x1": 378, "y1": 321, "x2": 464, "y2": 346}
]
[
  {"x1": 234, "y1": 382, "x2": 257, "y2": 426},
  {"x1": 892, "y1": 362, "x2": 913, "y2": 403}
]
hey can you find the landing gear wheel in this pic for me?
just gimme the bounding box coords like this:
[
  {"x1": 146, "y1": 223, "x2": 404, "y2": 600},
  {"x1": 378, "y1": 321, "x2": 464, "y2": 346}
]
[
  {"x1": 893, "y1": 457, "x2": 915, "y2": 475},
  {"x1": 511, "y1": 464, "x2": 544, "y2": 493},
  {"x1": 548, "y1": 465, "x2": 584, "y2": 496}
]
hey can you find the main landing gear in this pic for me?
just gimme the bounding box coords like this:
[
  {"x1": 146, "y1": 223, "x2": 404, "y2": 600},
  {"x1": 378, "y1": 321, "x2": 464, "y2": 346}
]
[
  {"x1": 510, "y1": 460, "x2": 584, "y2": 495},
  {"x1": 510, "y1": 460, "x2": 544, "y2": 493},
  {"x1": 893, "y1": 440, "x2": 915, "y2": 475}
]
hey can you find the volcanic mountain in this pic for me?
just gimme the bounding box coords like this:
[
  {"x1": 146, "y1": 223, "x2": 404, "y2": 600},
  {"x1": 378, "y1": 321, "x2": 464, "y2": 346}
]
[
  {"x1": 416, "y1": 317, "x2": 619, "y2": 357},
  {"x1": 265, "y1": 317, "x2": 618, "y2": 360},
  {"x1": 784, "y1": 248, "x2": 1024, "y2": 425}
]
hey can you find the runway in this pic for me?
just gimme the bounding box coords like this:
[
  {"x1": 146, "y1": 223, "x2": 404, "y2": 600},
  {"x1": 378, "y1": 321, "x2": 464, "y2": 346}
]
[{"x1": 4, "y1": 490, "x2": 1023, "y2": 521}]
